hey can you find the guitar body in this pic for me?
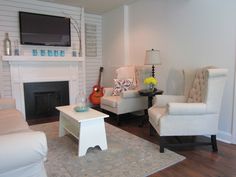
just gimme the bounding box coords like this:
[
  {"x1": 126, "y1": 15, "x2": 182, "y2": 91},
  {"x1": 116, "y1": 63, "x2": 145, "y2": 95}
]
[
  {"x1": 89, "y1": 85, "x2": 104, "y2": 105},
  {"x1": 89, "y1": 67, "x2": 104, "y2": 105}
]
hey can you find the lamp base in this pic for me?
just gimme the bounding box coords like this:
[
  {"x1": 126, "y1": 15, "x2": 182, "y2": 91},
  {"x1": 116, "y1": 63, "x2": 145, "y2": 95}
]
[{"x1": 152, "y1": 65, "x2": 155, "y2": 78}]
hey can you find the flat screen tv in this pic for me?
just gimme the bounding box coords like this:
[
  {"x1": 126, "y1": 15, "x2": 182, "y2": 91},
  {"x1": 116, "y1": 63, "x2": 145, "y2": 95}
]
[{"x1": 19, "y1": 11, "x2": 71, "y2": 46}]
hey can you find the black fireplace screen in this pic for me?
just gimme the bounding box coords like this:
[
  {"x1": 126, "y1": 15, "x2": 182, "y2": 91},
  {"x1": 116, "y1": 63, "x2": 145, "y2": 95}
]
[{"x1": 24, "y1": 81, "x2": 69, "y2": 121}]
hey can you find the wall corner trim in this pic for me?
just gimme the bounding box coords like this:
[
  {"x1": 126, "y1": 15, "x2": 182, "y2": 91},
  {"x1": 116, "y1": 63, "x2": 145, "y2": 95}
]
[{"x1": 217, "y1": 130, "x2": 232, "y2": 144}]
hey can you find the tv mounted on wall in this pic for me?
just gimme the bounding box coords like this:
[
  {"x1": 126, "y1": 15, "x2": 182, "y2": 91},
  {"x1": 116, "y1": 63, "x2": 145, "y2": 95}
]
[{"x1": 19, "y1": 11, "x2": 71, "y2": 46}]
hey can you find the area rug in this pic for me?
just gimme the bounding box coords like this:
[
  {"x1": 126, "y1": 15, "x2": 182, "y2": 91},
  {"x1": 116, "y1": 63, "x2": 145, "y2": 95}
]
[{"x1": 31, "y1": 122, "x2": 185, "y2": 177}]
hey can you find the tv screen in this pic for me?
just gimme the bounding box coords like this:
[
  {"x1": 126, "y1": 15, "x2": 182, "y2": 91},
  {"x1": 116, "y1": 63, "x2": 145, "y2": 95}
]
[{"x1": 19, "y1": 12, "x2": 71, "y2": 46}]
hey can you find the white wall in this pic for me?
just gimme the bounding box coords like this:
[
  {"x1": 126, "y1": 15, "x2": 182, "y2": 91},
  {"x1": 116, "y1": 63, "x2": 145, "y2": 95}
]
[
  {"x1": 102, "y1": 0, "x2": 236, "y2": 142},
  {"x1": 233, "y1": 53, "x2": 236, "y2": 143},
  {"x1": 102, "y1": 6, "x2": 126, "y2": 87}
]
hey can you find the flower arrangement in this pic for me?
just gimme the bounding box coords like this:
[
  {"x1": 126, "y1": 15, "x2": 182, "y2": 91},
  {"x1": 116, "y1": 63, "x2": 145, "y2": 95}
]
[
  {"x1": 144, "y1": 77, "x2": 158, "y2": 91},
  {"x1": 144, "y1": 77, "x2": 158, "y2": 85}
]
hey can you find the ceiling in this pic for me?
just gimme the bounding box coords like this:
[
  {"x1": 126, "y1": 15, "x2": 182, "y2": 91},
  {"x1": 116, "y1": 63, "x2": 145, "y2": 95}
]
[{"x1": 39, "y1": 0, "x2": 138, "y2": 14}]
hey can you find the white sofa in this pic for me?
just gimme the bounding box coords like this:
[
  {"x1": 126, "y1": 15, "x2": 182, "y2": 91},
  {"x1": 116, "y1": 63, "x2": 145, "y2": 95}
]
[{"x1": 0, "y1": 99, "x2": 48, "y2": 177}]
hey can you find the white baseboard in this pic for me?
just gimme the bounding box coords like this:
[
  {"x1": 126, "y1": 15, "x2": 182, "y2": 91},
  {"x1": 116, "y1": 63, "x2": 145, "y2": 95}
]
[
  {"x1": 204, "y1": 130, "x2": 232, "y2": 144},
  {"x1": 216, "y1": 130, "x2": 232, "y2": 144}
]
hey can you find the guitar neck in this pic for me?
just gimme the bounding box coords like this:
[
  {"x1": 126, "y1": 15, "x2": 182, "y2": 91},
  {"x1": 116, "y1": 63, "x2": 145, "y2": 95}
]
[
  {"x1": 97, "y1": 67, "x2": 103, "y2": 86},
  {"x1": 98, "y1": 71, "x2": 102, "y2": 86}
]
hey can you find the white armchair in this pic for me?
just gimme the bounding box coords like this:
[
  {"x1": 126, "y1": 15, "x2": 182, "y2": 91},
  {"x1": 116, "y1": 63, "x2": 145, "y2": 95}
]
[
  {"x1": 101, "y1": 66, "x2": 151, "y2": 125},
  {"x1": 148, "y1": 67, "x2": 228, "y2": 152}
]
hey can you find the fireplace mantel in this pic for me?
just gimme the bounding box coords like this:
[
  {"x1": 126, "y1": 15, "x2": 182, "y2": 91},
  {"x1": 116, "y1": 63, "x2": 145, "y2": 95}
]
[
  {"x1": 3, "y1": 55, "x2": 85, "y2": 119},
  {"x1": 2, "y1": 56, "x2": 84, "y2": 62}
]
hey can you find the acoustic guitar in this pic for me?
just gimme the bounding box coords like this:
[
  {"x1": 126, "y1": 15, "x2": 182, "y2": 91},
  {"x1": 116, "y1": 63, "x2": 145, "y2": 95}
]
[{"x1": 89, "y1": 67, "x2": 104, "y2": 105}]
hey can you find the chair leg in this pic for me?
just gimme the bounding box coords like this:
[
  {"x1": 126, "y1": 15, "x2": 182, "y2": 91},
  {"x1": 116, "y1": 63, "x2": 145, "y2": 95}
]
[
  {"x1": 211, "y1": 135, "x2": 218, "y2": 152},
  {"x1": 149, "y1": 123, "x2": 156, "y2": 136},
  {"x1": 116, "y1": 115, "x2": 121, "y2": 126},
  {"x1": 159, "y1": 136, "x2": 165, "y2": 153},
  {"x1": 139, "y1": 109, "x2": 148, "y2": 127}
]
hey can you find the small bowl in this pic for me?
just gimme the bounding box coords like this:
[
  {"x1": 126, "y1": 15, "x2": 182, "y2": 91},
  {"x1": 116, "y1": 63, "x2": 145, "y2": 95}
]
[{"x1": 74, "y1": 106, "x2": 89, "y2": 112}]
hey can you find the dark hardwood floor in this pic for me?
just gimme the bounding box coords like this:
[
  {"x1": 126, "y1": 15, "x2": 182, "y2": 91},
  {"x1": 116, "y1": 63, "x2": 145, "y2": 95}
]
[{"x1": 105, "y1": 114, "x2": 236, "y2": 177}]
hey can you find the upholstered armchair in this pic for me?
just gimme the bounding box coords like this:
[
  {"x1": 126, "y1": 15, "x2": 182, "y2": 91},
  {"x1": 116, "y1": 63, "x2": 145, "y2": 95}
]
[
  {"x1": 101, "y1": 66, "x2": 151, "y2": 125},
  {"x1": 148, "y1": 67, "x2": 227, "y2": 152}
]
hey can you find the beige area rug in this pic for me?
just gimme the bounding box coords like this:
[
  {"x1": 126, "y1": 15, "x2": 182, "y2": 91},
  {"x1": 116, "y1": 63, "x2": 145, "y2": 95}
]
[{"x1": 31, "y1": 122, "x2": 185, "y2": 177}]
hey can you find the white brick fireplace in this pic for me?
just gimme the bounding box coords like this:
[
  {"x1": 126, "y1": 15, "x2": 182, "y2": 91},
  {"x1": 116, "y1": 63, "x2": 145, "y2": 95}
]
[{"x1": 2, "y1": 56, "x2": 85, "y2": 119}]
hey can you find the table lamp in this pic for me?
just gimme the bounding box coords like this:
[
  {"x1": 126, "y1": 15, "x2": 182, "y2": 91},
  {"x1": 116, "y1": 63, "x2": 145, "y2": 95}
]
[{"x1": 145, "y1": 49, "x2": 161, "y2": 77}]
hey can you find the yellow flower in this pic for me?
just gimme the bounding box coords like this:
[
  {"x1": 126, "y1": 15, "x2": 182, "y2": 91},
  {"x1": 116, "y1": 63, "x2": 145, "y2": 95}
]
[{"x1": 144, "y1": 77, "x2": 158, "y2": 85}]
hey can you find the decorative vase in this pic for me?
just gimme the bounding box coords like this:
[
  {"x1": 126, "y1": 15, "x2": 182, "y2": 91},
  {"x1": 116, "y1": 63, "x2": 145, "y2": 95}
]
[
  {"x1": 74, "y1": 92, "x2": 88, "y2": 112},
  {"x1": 4, "y1": 33, "x2": 12, "y2": 56},
  {"x1": 148, "y1": 84, "x2": 155, "y2": 92}
]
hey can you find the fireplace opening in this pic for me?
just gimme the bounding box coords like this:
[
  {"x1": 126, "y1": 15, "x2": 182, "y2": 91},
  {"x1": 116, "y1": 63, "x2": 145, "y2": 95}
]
[{"x1": 24, "y1": 81, "x2": 69, "y2": 125}]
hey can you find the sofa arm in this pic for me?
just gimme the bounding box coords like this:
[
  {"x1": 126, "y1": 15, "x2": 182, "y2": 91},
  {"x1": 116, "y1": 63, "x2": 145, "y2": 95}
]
[
  {"x1": 0, "y1": 131, "x2": 47, "y2": 173},
  {"x1": 103, "y1": 87, "x2": 113, "y2": 96},
  {"x1": 153, "y1": 95, "x2": 186, "y2": 107},
  {"x1": 0, "y1": 98, "x2": 16, "y2": 110},
  {"x1": 168, "y1": 102, "x2": 207, "y2": 115},
  {"x1": 121, "y1": 90, "x2": 140, "y2": 98}
]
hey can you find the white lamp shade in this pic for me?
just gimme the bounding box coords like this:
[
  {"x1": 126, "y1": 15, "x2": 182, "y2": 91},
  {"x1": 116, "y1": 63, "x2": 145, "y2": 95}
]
[{"x1": 145, "y1": 49, "x2": 161, "y2": 65}]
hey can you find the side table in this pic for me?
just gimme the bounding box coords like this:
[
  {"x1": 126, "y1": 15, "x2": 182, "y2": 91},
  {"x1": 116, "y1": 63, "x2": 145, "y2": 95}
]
[{"x1": 138, "y1": 89, "x2": 163, "y2": 127}]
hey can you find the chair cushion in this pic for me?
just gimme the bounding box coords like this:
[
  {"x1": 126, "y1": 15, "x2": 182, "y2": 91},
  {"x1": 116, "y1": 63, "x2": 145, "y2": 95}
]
[
  {"x1": 101, "y1": 96, "x2": 121, "y2": 108},
  {"x1": 112, "y1": 79, "x2": 133, "y2": 96},
  {"x1": 0, "y1": 109, "x2": 29, "y2": 135},
  {"x1": 121, "y1": 90, "x2": 140, "y2": 98},
  {"x1": 116, "y1": 66, "x2": 136, "y2": 87}
]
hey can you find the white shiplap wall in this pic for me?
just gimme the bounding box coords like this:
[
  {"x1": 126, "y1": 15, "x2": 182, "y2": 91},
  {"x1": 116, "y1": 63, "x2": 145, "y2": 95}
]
[
  {"x1": 84, "y1": 13, "x2": 102, "y2": 98},
  {"x1": 0, "y1": 0, "x2": 85, "y2": 97}
]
